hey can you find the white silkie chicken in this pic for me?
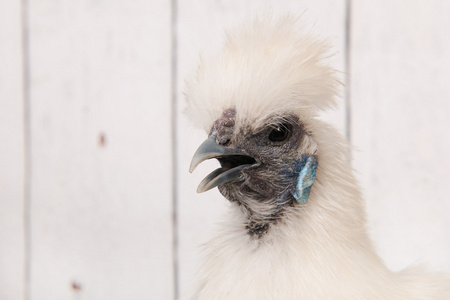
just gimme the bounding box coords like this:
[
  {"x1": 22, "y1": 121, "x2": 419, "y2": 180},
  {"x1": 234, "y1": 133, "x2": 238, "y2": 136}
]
[{"x1": 185, "y1": 15, "x2": 450, "y2": 299}]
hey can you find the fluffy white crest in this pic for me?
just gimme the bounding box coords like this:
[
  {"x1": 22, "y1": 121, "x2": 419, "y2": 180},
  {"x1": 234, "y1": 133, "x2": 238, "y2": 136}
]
[{"x1": 184, "y1": 14, "x2": 340, "y2": 133}]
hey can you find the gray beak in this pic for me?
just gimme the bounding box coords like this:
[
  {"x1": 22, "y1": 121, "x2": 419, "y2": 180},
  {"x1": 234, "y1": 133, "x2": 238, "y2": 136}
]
[{"x1": 189, "y1": 135, "x2": 258, "y2": 193}]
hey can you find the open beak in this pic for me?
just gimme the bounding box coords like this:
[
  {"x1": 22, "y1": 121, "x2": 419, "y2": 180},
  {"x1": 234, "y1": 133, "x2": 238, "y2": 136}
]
[{"x1": 189, "y1": 135, "x2": 258, "y2": 193}]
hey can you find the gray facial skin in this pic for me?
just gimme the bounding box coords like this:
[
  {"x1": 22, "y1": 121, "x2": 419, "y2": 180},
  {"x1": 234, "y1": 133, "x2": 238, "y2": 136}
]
[{"x1": 191, "y1": 108, "x2": 317, "y2": 238}]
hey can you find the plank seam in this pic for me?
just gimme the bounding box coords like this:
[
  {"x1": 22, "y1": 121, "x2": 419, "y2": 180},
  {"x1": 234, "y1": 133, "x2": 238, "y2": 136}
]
[
  {"x1": 21, "y1": 0, "x2": 31, "y2": 298},
  {"x1": 170, "y1": 0, "x2": 180, "y2": 298},
  {"x1": 344, "y1": 0, "x2": 352, "y2": 146}
]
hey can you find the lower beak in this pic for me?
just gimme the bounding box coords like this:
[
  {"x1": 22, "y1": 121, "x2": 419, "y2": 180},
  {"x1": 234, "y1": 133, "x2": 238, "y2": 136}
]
[{"x1": 189, "y1": 136, "x2": 258, "y2": 193}]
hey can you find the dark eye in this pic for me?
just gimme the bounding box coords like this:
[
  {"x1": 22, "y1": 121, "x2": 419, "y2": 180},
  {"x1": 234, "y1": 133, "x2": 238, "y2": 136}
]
[{"x1": 268, "y1": 123, "x2": 292, "y2": 142}]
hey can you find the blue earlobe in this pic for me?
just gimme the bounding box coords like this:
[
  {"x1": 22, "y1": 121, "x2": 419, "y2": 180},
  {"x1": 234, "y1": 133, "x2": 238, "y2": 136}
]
[{"x1": 291, "y1": 156, "x2": 318, "y2": 204}]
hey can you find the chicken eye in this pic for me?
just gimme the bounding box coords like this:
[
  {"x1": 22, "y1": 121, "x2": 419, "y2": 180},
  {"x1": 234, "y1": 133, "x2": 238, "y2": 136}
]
[{"x1": 268, "y1": 123, "x2": 291, "y2": 142}]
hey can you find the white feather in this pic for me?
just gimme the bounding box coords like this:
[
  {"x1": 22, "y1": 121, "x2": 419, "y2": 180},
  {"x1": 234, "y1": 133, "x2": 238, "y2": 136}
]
[
  {"x1": 183, "y1": 14, "x2": 450, "y2": 300},
  {"x1": 184, "y1": 14, "x2": 338, "y2": 134}
]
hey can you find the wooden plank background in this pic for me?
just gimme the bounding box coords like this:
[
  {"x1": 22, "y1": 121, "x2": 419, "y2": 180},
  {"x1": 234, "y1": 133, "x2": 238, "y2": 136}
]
[
  {"x1": 0, "y1": 0, "x2": 449, "y2": 299},
  {"x1": 351, "y1": 0, "x2": 450, "y2": 274},
  {"x1": 27, "y1": 1, "x2": 173, "y2": 299}
]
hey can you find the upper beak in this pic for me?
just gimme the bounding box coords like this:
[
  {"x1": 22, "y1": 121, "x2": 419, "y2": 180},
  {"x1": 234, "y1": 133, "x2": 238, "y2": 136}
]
[{"x1": 189, "y1": 135, "x2": 258, "y2": 193}]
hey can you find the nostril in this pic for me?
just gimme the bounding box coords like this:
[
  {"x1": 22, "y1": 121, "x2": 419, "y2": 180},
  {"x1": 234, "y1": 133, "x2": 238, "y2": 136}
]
[{"x1": 217, "y1": 137, "x2": 231, "y2": 146}]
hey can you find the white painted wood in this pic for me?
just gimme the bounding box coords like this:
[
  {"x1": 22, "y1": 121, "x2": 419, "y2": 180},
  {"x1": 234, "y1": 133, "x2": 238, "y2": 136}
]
[
  {"x1": 351, "y1": 1, "x2": 450, "y2": 274},
  {"x1": 176, "y1": 1, "x2": 347, "y2": 297},
  {"x1": 0, "y1": 0, "x2": 25, "y2": 299},
  {"x1": 27, "y1": 1, "x2": 173, "y2": 299}
]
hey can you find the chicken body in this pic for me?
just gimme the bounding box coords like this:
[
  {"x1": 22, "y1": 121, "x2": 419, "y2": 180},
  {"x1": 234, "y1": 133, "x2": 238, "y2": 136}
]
[{"x1": 185, "y1": 15, "x2": 450, "y2": 300}]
